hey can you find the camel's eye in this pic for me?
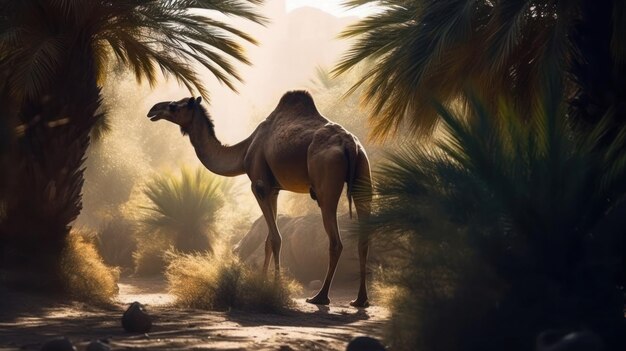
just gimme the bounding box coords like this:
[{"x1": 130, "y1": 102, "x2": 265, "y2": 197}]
[{"x1": 169, "y1": 104, "x2": 177, "y2": 112}]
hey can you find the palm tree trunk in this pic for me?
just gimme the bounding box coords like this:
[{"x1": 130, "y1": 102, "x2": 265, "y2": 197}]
[
  {"x1": 0, "y1": 77, "x2": 15, "y2": 267},
  {"x1": 0, "y1": 43, "x2": 102, "y2": 289}
]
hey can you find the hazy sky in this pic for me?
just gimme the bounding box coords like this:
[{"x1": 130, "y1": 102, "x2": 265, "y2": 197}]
[{"x1": 286, "y1": 0, "x2": 379, "y2": 17}]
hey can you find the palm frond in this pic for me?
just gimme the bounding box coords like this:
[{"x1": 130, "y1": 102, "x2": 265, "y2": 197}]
[
  {"x1": 611, "y1": 1, "x2": 626, "y2": 63},
  {"x1": 335, "y1": 0, "x2": 588, "y2": 140},
  {"x1": 90, "y1": 109, "x2": 111, "y2": 142},
  {"x1": 0, "y1": 0, "x2": 265, "y2": 102},
  {"x1": 7, "y1": 35, "x2": 67, "y2": 100},
  {"x1": 366, "y1": 82, "x2": 626, "y2": 349}
]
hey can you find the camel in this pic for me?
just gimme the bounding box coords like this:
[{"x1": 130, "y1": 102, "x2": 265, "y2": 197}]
[{"x1": 146, "y1": 91, "x2": 372, "y2": 307}]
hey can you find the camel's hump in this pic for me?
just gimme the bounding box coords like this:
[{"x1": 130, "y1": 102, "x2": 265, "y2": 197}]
[{"x1": 275, "y1": 90, "x2": 319, "y2": 114}]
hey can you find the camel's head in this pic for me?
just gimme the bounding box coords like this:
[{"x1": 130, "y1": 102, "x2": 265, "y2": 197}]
[{"x1": 146, "y1": 96, "x2": 202, "y2": 127}]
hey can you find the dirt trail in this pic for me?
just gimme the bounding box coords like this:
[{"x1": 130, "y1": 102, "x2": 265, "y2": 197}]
[{"x1": 0, "y1": 277, "x2": 388, "y2": 350}]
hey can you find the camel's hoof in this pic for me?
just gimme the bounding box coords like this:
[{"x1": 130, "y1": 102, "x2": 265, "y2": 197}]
[
  {"x1": 350, "y1": 299, "x2": 370, "y2": 308},
  {"x1": 306, "y1": 296, "x2": 330, "y2": 305}
]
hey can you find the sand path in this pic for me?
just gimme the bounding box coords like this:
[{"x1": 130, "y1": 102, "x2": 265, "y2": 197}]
[{"x1": 0, "y1": 277, "x2": 388, "y2": 350}]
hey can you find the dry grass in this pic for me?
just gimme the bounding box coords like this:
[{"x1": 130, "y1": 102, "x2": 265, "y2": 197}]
[
  {"x1": 132, "y1": 233, "x2": 171, "y2": 276},
  {"x1": 59, "y1": 231, "x2": 119, "y2": 304},
  {"x1": 165, "y1": 249, "x2": 300, "y2": 313}
]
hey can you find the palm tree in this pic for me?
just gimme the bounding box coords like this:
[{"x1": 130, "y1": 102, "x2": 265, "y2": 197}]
[
  {"x1": 367, "y1": 78, "x2": 626, "y2": 350},
  {"x1": 335, "y1": 0, "x2": 626, "y2": 140},
  {"x1": 0, "y1": 0, "x2": 265, "y2": 281}
]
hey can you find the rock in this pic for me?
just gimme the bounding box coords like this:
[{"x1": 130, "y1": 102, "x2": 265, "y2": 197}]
[
  {"x1": 86, "y1": 340, "x2": 111, "y2": 351},
  {"x1": 308, "y1": 280, "x2": 323, "y2": 290},
  {"x1": 346, "y1": 336, "x2": 385, "y2": 351},
  {"x1": 236, "y1": 214, "x2": 363, "y2": 283},
  {"x1": 122, "y1": 301, "x2": 152, "y2": 333},
  {"x1": 40, "y1": 337, "x2": 77, "y2": 351},
  {"x1": 536, "y1": 330, "x2": 603, "y2": 351}
]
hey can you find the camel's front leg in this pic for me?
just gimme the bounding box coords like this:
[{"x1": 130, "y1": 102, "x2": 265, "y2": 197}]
[
  {"x1": 262, "y1": 237, "x2": 272, "y2": 275},
  {"x1": 252, "y1": 181, "x2": 281, "y2": 278}
]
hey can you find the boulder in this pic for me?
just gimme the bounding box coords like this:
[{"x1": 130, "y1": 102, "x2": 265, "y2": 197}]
[
  {"x1": 122, "y1": 301, "x2": 152, "y2": 333},
  {"x1": 536, "y1": 330, "x2": 603, "y2": 351},
  {"x1": 40, "y1": 337, "x2": 76, "y2": 351},
  {"x1": 346, "y1": 336, "x2": 385, "y2": 351},
  {"x1": 235, "y1": 214, "x2": 363, "y2": 284},
  {"x1": 308, "y1": 279, "x2": 323, "y2": 290}
]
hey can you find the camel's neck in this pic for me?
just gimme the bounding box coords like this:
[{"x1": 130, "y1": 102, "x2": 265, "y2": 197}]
[{"x1": 186, "y1": 109, "x2": 249, "y2": 177}]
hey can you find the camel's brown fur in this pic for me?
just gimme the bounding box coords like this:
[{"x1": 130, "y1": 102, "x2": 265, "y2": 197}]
[{"x1": 147, "y1": 91, "x2": 372, "y2": 307}]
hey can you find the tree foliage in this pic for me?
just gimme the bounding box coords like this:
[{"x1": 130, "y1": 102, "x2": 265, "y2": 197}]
[
  {"x1": 0, "y1": 0, "x2": 266, "y2": 102},
  {"x1": 0, "y1": 0, "x2": 263, "y2": 287},
  {"x1": 367, "y1": 78, "x2": 626, "y2": 349},
  {"x1": 336, "y1": 0, "x2": 626, "y2": 139}
]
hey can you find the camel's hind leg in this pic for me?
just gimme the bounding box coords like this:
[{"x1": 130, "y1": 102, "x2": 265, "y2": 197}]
[
  {"x1": 351, "y1": 152, "x2": 372, "y2": 308},
  {"x1": 306, "y1": 151, "x2": 346, "y2": 305}
]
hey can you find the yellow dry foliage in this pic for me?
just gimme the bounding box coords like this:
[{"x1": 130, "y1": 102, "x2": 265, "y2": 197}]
[
  {"x1": 60, "y1": 230, "x2": 119, "y2": 304},
  {"x1": 166, "y1": 247, "x2": 301, "y2": 313}
]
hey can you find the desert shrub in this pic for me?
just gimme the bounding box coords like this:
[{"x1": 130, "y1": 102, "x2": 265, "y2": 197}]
[
  {"x1": 367, "y1": 84, "x2": 626, "y2": 350},
  {"x1": 166, "y1": 249, "x2": 300, "y2": 312},
  {"x1": 95, "y1": 216, "x2": 136, "y2": 269},
  {"x1": 140, "y1": 167, "x2": 224, "y2": 253},
  {"x1": 132, "y1": 167, "x2": 228, "y2": 275},
  {"x1": 132, "y1": 232, "x2": 171, "y2": 276},
  {"x1": 60, "y1": 230, "x2": 119, "y2": 304}
]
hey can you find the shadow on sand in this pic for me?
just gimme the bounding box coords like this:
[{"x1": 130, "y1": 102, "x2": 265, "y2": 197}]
[{"x1": 0, "y1": 288, "x2": 387, "y2": 350}]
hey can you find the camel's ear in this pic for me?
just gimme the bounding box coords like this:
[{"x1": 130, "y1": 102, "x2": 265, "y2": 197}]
[{"x1": 187, "y1": 96, "x2": 202, "y2": 109}]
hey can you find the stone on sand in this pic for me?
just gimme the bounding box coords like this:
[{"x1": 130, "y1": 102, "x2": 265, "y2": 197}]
[
  {"x1": 86, "y1": 340, "x2": 111, "y2": 351},
  {"x1": 122, "y1": 301, "x2": 152, "y2": 333},
  {"x1": 346, "y1": 336, "x2": 385, "y2": 351},
  {"x1": 40, "y1": 337, "x2": 77, "y2": 351},
  {"x1": 536, "y1": 330, "x2": 603, "y2": 351},
  {"x1": 308, "y1": 280, "x2": 323, "y2": 290}
]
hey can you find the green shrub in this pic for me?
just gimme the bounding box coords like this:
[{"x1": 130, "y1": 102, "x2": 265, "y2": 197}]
[
  {"x1": 140, "y1": 167, "x2": 224, "y2": 253},
  {"x1": 367, "y1": 83, "x2": 626, "y2": 350},
  {"x1": 95, "y1": 216, "x2": 136, "y2": 269}
]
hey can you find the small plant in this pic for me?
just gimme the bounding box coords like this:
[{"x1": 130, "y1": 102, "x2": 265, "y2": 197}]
[
  {"x1": 95, "y1": 216, "x2": 136, "y2": 269},
  {"x1": 140, "y1": 167, "x2": 224, "y2": 253},
  {"x1": 132, "y1": 233, "x2": 171, "y2": 276},
  {"x1": 166, "y1": 249, "x2": 300, "y2": 313}
]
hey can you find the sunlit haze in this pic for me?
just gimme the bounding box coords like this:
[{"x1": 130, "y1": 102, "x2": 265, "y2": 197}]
[
  {"x1": 79, "y1": 0, "x2": 370, "y2": 227},
  {"x1": 286, "y1": 0, "x2": 380, "y2": 17}
]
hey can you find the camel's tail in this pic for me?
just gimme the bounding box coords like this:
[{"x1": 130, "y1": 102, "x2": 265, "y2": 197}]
[{"x1": 345, "y1": 142, "x2": 358, "y2": 219}]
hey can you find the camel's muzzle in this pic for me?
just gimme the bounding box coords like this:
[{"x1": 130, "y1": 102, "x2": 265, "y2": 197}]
[{"x1": 147, "y1": 102, "x2": 170, "y2": 121}]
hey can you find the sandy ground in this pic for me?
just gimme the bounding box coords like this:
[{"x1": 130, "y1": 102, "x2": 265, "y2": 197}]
[{"x1": 0, "y1": 277, "x2": 388, "y2": 350}]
